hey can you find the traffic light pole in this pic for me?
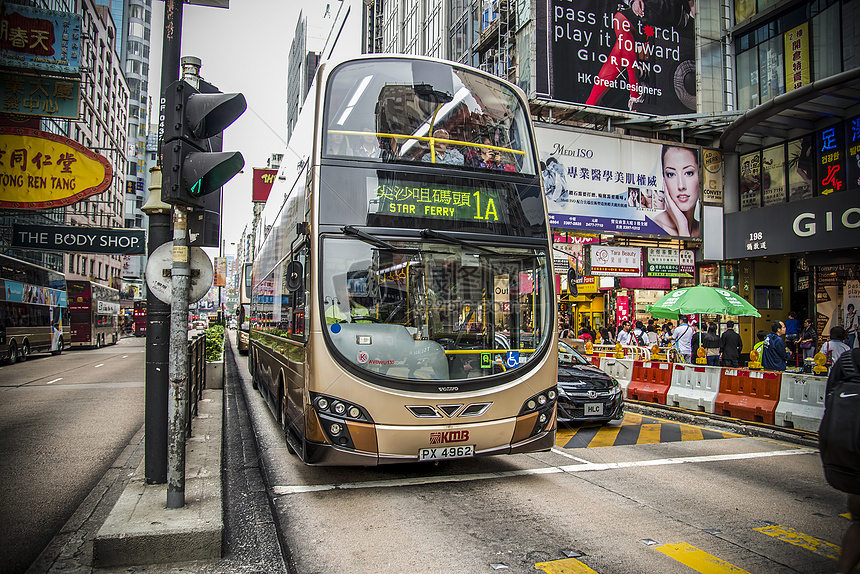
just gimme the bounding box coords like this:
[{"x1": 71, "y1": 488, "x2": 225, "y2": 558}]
[
  {"x1": 167, "y1": 208, "x2": 191, "y2": 509},
  {"x1": 145, "y1": 0, "x2": 184, "y2": 485}
]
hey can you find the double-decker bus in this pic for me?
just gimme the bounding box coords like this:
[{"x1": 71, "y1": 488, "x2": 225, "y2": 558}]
[
  {"x1": 133, "y1": 301, "x2": 146, "y2": 336},
  {"x1": 0, "y1": 254, "x2": 69, "y2": 364},
  {"x1": 237, "y1": 262, "x2": 252, "y2": 354},
  {"x1": 249, "y1": 55, "x2": 557, "y2": 465},
  {"x1": 67, "y1": 280, "x2": 120, "y2": 348}
]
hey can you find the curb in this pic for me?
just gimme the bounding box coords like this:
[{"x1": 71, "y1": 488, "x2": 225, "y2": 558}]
[{"x1": 92, "y1": 389, "x2": 224, "y2": 568}]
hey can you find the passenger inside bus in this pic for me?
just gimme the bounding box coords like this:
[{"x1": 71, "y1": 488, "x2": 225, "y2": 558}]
[
  {"x1": 352, "y1": 128, "x2": 381, "y2": 158},
  {"x1": 468, "y1": 136, "x2": 515, "y2": 171},
  {"x1": 422, "y1": 129, "x2": 464, "y2": 165},
  {"x1": 326, "y1": 129, "x2": 352, "y2": 156}
]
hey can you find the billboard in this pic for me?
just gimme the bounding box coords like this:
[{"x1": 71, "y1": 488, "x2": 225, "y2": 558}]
[
  {"x1": 0, "y1": 127, "x2": 112, "y2": 209},
  {"x1": 535, "y1": 124, "x2": 702, "y2": 239},
  {"x1": 252, "y1": 168, "x2": 277, "y2": 202},
  {"x1": 12, "y1": 224, "x2": 146, "y2": 255},
  {"x1": 0, "y1": 72, "x2": 80, "y2": 118},
  {"x1": 534, "y1": 0, "x2": 696, "y2": 114},
  {"x1": 0, "y1": 5, "x2": 82, "y2": 74}
]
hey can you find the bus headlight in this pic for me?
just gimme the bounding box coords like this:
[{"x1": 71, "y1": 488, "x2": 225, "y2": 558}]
[
  {"x1": 330, "y1": 423, "x2": 343, "y2": 436},
  {"x1": 333, "y1": 402, "x2": 346, "y2": 415}
]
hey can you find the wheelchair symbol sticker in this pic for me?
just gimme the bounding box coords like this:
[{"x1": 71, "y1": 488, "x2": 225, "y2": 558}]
[{"x1": 506, "y1": 351, "x2": 519, "y2": 368}]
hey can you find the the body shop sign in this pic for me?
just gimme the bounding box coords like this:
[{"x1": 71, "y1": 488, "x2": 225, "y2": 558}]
[
  {"x1": 0, "y1": 128, "x2": 112, "y2": 209},
  {"x1": 588, "y1": 245, "x2": 642, "y2": 277}
]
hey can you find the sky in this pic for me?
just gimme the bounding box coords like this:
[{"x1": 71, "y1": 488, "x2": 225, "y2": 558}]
[{"x1": 148, "y1": 1, "x2": 302, "y2": 257}]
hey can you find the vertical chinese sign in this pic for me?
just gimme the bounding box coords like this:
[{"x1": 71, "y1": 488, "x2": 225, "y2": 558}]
[
  {"x1": 817, "y1": 124, "x2": 846, "y2": 195},
  {"x1": 784, "y1": 22, "x2": 810, "y2": 92}
]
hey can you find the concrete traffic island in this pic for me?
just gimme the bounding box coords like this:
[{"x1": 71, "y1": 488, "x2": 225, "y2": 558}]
[{"x1": 92, "y1": 389, "x2": 223, "y2": 568}]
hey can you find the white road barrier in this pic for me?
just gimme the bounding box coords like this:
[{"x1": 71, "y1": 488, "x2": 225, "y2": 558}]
[
  {"x1": 600, "y1": 357, "x2": 634, "y2": 396},
  {"x1": 774, "y1": 372, "x2": 828, "y2": 432},
  {"x1": 666, "y1": 363, "x2": 723, "y2": 413}
]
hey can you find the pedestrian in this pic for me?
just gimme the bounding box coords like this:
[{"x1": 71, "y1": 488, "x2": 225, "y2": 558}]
[
  {"x1": 617, "y1": 321, "x2": 633, "y2": 346},
  {"x1": 692, "y1": 322, "x2": 721, "y2": 366},
  {"x1": 820, "y1": 347, "x2": 860, "y2": 574},
  {"x1": 559, "y1": 323, "x2": 571, "y2": 339},
  {"x1": 753, "y1": 329, "x2": 767, "y2": 360},
  {"x1": 784, "y1": 311, "x2": 801, "y2": 356},
  {"x1": 633, "y1": 321, "x2": 647, "y2": 346},
  {"x1": 646, "y1": 323, "x2": 659, "y2": 346},
  {"x1": 762, "y1": 320, "x2": 791, "y2": 371},
  {"x1": 798, "y1": 318, "x2": 818, "y2": 363},
  {"x1": 599, "y1": 326, "x2": 615, "y2": 345},
  {"x1": 660, "y1": 323, "x2": 673, "y2": 346},
  {"x1": 672, "y1": 315, "x2": 694, "y2": 363},
  {"x1": 847, "y1": 303, "x2": 858, "y2": 349},
  {"x1": 719, "y1": 320, "x2": 743, "y2": 367},
  {"x1": 822, "y1": 326, "x2": 851, "y2": 367}
]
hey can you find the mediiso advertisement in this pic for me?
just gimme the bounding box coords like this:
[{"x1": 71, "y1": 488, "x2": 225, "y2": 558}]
[{"x1": 535, "y1": 124, "x2": 703, "y2": 240}]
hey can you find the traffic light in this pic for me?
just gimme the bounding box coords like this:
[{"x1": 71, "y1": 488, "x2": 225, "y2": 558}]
[{"x1": 161, "y1": 79, "x2": 246, "y2": 208}]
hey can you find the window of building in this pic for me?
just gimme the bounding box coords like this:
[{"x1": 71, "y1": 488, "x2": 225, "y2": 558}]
[{"x1": 813, "y1": 3, "x2": 841, "y2": 80}]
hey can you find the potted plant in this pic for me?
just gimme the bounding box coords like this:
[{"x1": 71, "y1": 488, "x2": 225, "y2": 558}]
[{"x1": 204, "y1": 324, "x2": 225, "y2": 389}]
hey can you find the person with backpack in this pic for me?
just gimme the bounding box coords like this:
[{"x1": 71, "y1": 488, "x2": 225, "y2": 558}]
[
  {"x1": 633, "y1": 321, "x2": 648, "y2": 346},
  {"x1": 822, "y1": 326, "x2": 851, "y2": 367},
  {"x1": 819, "y1": 347, "x2": 860, "y2": 573},
  {"x1": 559, "y1": 322, "x2": 571, "y2": 339}
]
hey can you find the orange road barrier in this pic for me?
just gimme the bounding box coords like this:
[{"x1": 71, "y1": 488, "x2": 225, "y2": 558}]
[
  {"x1": 626, "y1": 361, "x2": 674, "y2": 404},
  {"x1": 714, "y1": 368, "x2": 782, "y2": 424}
]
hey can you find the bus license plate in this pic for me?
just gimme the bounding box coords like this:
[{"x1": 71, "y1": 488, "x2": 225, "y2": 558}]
[
  {"x1": 585, "y1": 403, "x2": 603, "y2": 416},
  {"x1": 419, "y1": 445, "x2": 474, "y2": 461}
]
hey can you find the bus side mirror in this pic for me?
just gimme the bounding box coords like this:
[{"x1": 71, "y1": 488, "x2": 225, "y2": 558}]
[
  {"x1": 567, "y1": 268, "x2": 578, "y2": 297},
  {"x1": 285, "y1": 261, "x2": 303, "y2": 292}
]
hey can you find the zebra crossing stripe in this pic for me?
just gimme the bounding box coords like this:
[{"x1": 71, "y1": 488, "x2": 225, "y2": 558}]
[
  {"x1": 754, "y1": 524, "x2": 841, "y2": 560},
  {"x1": 655, "y1": 541, "x2": 752, "y2": 573},
  {"x1": 534, "y1": 557, "x2": 600, "y2": 573}
]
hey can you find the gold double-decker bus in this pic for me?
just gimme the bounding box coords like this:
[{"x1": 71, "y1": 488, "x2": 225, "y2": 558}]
[{"x1": 249, "y1": 55, "x2": 557, "y2": 465}]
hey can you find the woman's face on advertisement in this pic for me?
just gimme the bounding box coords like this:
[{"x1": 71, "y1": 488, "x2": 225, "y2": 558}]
[{"x1": 663, "y1": 147, "x2": 700, "y2": 212}]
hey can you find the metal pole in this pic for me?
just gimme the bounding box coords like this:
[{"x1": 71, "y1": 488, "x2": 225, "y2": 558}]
[
  {"x1": 145, "y1": 0, "x2": 184, "y2": 485},
  {"x1": 167, "y1": 207, "x2": 190, "y2": 509}
]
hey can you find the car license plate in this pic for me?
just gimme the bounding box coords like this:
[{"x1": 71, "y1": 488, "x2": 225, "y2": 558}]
[
  {"x1": 419, "y1": 445, "x2": 474, "y2": 461},
  {"x1": 584, "y1": 403, "x2": 604, "y2": 416}
]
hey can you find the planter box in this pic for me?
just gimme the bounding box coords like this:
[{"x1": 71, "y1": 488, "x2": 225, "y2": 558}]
[{"x1": 206, "y1": 359, "x2": 224, "y2": 389}]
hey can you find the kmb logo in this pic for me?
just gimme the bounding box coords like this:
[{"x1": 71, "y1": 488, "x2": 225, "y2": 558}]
[{"x1": 429, "y1": 430, "x2": 469, "y2": 444}]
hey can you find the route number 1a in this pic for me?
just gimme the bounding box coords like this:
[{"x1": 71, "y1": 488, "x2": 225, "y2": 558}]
[{"x1": 473, "y1": 191, "x2": 499, "y2": 221}]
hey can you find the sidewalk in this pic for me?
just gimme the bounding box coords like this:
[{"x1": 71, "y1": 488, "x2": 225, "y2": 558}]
[{"x1": 27, "y1": 332, "x2": 287, "y2": 574}]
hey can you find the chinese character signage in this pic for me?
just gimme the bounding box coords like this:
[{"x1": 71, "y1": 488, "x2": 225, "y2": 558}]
[
  {"x1": 252, "y1": 168, "x2": 277, "y2": 203},
  {"x1": 848, "y1": 115, "x2": 860, "y2": 193},
  {"x1": 0, "y1": 127, "x2": 112, "y2": 209},
  {"x1": 0, "y1": 5, "x2": 81, "y2": 74},
  {"x1": 588, "y1": 245, "x2": 642, "y2": 277},
  {"x1": 646, "y1": 248, "x2": 694, "y2": 278},
  {"x1": 818, "y1": 123, "x2": 845, "y2": 195},
  {"x1": 784, "y1": 22, "x2": 810, "y2": 92},
  {"x1": 535, "y1": 124, "x2": 702, "y2": 239},
  {"x1": 368, "y1": 179, "x2": 503, "y2": 223},
  {"x1": 0, "y1": 72, "x2": 79, "y2": 118},
  {"x1": 534, "y1": 0, "x2": 696, "y2": 115}
]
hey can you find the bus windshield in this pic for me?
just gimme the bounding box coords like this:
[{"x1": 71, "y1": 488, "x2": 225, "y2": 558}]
[
  {"x1": 322, "y1": 58, "x2": 536, "y2": 176},
  {"x1": 321, "y1": 236, "x2": 551, "y2": 382}
]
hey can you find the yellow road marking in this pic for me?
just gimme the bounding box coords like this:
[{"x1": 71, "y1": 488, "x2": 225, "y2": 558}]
[
  {"x1": 637, "y1": 423, "x2": 662, "y2": 444},
  {"x1": 556, "y1": 428, "x2": 576, "y2": 447},
  {"x1": 754, "y1": 524, "x2": 841, "y2": 560},
  {"x1": 589, "y1": 425, "x2": 622, "y2": 448},
  {"x1": 535, "y1": 557, "x2": 600, "y2": 573},
  {"x1": 681, "y1": 425, "x2": 704, "y2": 441},
  {"x1": 622, "y1": 413, "x2": 643, "y2": 425},
  {"x1": 841, "y1": 513, "x2": 851, "y2": 520},
  {"x1": 655, "y1": 542, "x2": 752, "y2": 573}
]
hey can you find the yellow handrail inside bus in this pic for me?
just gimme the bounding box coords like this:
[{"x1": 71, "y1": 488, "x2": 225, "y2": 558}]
[{"x1": 329, "y1": 130, "x2": 526, "y2": 156}]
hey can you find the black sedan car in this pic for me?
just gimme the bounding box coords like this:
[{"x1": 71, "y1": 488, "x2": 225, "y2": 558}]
[{"x1": 556, "y1": 341, "x2": 624, "y2": 424}]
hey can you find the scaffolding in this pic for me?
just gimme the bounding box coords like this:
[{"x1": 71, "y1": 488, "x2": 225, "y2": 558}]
[{"x1": 475, "y1": 0, "x2": 515, "y2": 83}]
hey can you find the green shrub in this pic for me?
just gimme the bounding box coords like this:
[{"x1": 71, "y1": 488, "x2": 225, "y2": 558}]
[{"x1": 205, "y1": 324, "x2": 225, "y2": 362}]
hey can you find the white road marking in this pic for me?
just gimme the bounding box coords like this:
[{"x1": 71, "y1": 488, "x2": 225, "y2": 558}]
[
  {"x1": 95, "y1": 364, "x2": 104, "y2": 368},
  {"x1": 551, "y1": 447, "x2": 592, "y2": 463},
  {"x1": 46, "y1": 378, "x2": 63, "y2": 385},
  {"x1": 271, "y1": 448, "x2": 817, "y2": 496},
  {"x1": 122, "y1": 355, "x2": 128, "y2": 358}
]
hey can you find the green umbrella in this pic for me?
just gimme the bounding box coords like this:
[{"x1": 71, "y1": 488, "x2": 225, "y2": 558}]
[{"x1": 647, "y1": 285, "x2": 761, "y2": 319}]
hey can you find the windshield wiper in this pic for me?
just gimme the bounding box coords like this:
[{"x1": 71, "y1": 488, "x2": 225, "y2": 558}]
[
  {"x1": 419, "y1": 229, "x2": 501, "y2": 255},
  {"x1": 342, "y1": 226, "x2": 420, "y2": 254}
]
